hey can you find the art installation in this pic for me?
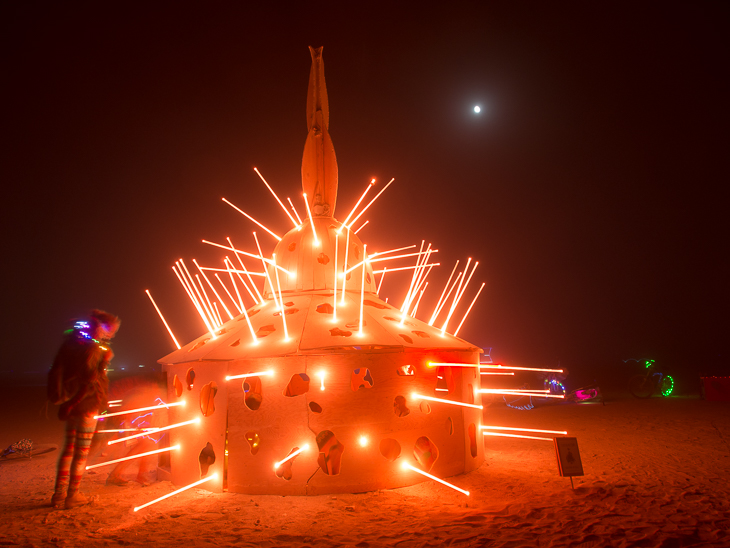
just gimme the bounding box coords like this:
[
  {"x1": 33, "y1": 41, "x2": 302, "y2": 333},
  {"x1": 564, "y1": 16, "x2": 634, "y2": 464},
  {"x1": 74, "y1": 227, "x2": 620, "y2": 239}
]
[{"x1": 131, "y1": 48, "x2": 566, "y2": 507}]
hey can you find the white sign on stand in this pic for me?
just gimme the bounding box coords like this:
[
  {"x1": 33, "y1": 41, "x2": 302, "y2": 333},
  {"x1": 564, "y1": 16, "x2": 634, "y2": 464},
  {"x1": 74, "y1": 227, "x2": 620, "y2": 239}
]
[{"x1": 554, "y1": 437, "x2": 584, "y2": 489}]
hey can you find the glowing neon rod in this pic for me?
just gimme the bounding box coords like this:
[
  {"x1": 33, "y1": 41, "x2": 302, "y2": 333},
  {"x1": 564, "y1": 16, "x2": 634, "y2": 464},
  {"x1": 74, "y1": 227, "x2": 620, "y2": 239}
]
[
  {"x1": 108, "y1": 403, "x2": 122, "y2": 407},
  {"x1": 333, "y1": 232, "x2": 338, "y2": 322},
  {"x1": 222, "y1": 197, "x2": 282, "y2": 240},
  {"x1": 482, "y1": 432, "x2": 553, "y2": 441},
  {"x1": 354, "y1": 220, "x2": 369, "y2": 234},
  {"x1": 376, "y1": 266, "x2": 386, "y2": 295},
  {"x1": 480, "y1": 425, "x2": 568, "y2": 435},
  {"x1": 94, "y1": 401, "x2": 185, "y2": 420},
  {"x1": 339, "y1": 178, "x2": 375, "y2": 233},
  {"x1": 302, "y1": 192, "x2": 319, "y2": 246},
  {"x1": 203, "y1": 239, "x2": 260, "y2": 262},
  {"x1": 253, "y1": 231, "x2": 280, "y2": 310},
  {"x1": 254, "y1": 167, "x2": 299, "y2": 228},
  {"x1": 480, "y1": 389, "x2": 550, "y2": 393},
  {"x1": 407, "y1": 245, "x2": 433, "y2": 314},
  {"x1": 173, "y1": 265, "x2": 208, "y2": 329},
  {"x1": 412, "y1": 393, "x2": 483, "y2": 410},
  {"x1": 454, "y1": 282, "x2": 486, "y2": 337},
  {"x1": 212, "y1": 302, "x2": 223, "y2": 326},
  {"x1": 108, "y1": 400, "x2": 123, "y2": 404},
  {"x1": 181, "y1": 259, "x2": 218, "y2": 331},
  {"x1": 145, "y1": 290, "x2": 180, "y2": 349},
  {"x1": 408, "y1": 260, "x2": 435, "y2": 317},
  {"x1": 442, "y1": 259, "x2": 477, "y2": 335},
  {"x1": 359, "y1": 244, "x2": 367, "y2": 337},
  {"x1": 429, "y1": 267, "x2": 461, "y2": 326},
  {"x1": 224, "y1": 260, "x2": 258, "y2": 345},
  {"x1": 286, "y1": 197, "x2": 303, "y2": 226},
  {"x1": 480, "y1": 372, "x2": 515, "y2": 376},
  {"x1": 428, "y1": 362, "x2": 479, "y2": 368},
  {"x1": 401, "y1": 462, "x2": 469, "y2": 496},
  {"x1": 317, "y1": 371, "x2": 325, "y2": 391},
  {"x1": 215, "y1": 273, "x2": 242, "y2": 314},
  {"x1": 175, "y1": 263, "x2": 216, "y2": 338},
  {"x1": 410, "y1": 282, "x2": 429, "y2": 317},
  {"x1": 480, "y1": 364, "x2": 565, "y2": 373},
  {"x1": 347, "y1": 177, "x2": 394, "y2": 229},
  {"x1": 340, "y1": 227, "x2": 350, "y2": 304},
  {"x1": 227, "y1": 238, "x2": 264, "y2": 302},
  {"x1": 96, "y1": 428, "x2": 156, "y2": 433},
  {"x1": 274, "y1": 444, "x2": 309, "y2": 469},
  {"x1": 429, "y1": 260, "x2": 459, "y2": 326},
  {"x1": 479, "y1": 390, "x2": 565, "y2": 399},
  {"x1": 370, "y1": 244, "x2": 417, "y2": 259},
  {"x1": 273, "y1": 253, "x2": 289, "y2": 340},
  {"x1": 371, "y1": 263, "x2": 440, "y2": 274},
  {"x1": 108, "y1": 418, "x2": 201, "y2": 446},
  {"x1": 344, "y1": 251, "x2": 434, "y2": 276},
  {"x1": 86, "y1": 445, "x2": 180, "y2": 470},
  {"x1": 401, "y1": 241, "x2": 424, "y2": 314},
  {"x1": 225, "y1": 370, "x2": 273, "y2": 381},
  {"x1": 196, "y1": 274, "x2": 220, "y2": 328},
  {"x1": 134, "y1": 473, "x2": 218, "y2": 512},
  {"x1": 225, "y1": 258, "x2": 255, "y2": 306},
  {"x1": 194, "y1": 259, "x2": 233, "y2": 321}
]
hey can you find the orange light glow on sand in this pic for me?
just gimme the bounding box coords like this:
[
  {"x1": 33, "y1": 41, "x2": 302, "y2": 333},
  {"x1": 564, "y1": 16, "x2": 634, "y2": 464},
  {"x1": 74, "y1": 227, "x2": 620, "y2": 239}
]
[
  {"x1": 226, "y1": 370, "x2": 273, "y2": 381},
  {"x1": 134, "y1": 473, "x2": 218, "y2": 512},
  {"x1": 86, "y1": 445, "x2": 180, "y2": 470},
  {"x1": 108, "y1": 418, "x2": 201, "y2": 446},
  {"x1": 480, "y1": 425, "x2": 568, "y2": 435},
  {"x1": 401, "y1": 462, "x2": 469, "y2": 496},
  {"x1": 411, "y1": 393, "x2": 483, "y2": 410},
  {"x1": 274, "y1": 444, "x2": 309, "y2": 469},
  {"x1": 145, "y1": 290, "x2": 181, "y2": 349},
  {"x1": 94, "y1": 401, "x2": 185, "y2": 420}
]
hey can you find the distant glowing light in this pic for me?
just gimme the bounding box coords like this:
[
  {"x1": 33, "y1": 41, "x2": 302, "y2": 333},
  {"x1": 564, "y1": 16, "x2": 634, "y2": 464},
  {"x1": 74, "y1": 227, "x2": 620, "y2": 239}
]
[
  {"x1": 480, "y1": 425, "x2": 567, "y2": 435},
  {"x1": 86, "y1": 444, "x2": 180, "y2": 470},
  {"x1": 482, "y1": 432, "x2": 552, "y2": 441},
  {"x1": 359, "y1": 436, "x2": 368, "y2": 447},
  {"x1": 480, "y1": 364, "x2": 564, "y2": 373},
  {"x1": 474, "y1": 105, "x2": 481, "y2": 114},
  {"x1": 134, "y1": 473, "x2": 218, "y2": 512},
  {"x1": 302, "y1": 192, "x2": 319, "y2": 246},
  {"x1": 411, "y1": 393, "x2": 483, "y2": 410},
  {"x1": 274, "y1": 444, "x2": 309, "y2": 469},
  {"x1": 145, "y1": 290, "x2": 181, "y2": 350},
  {"x1": 94, "y1": 401, "x2": 185, "y2": 420},
  {"x1": 401, "y1": 462, "x2": 469, "y2": 496},
  {"x1": 226, "y1": 370, "x2": 273, "y2": 381},
  {"x1": 108, "y1": 418, "x2": 201, "y2": 446}
]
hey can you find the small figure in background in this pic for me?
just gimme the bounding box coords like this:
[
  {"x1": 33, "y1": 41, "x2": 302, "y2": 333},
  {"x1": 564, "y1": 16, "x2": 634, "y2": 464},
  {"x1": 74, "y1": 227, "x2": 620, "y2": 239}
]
[{"x1": 48, "y1": 310, "x2": 120, "y2": 509}]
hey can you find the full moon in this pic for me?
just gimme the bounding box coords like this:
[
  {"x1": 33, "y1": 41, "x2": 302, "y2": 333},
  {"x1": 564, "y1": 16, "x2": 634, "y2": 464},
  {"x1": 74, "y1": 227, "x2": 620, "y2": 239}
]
[{"x1": 473, "y1": 105, "x2": 481, "y2": 113}]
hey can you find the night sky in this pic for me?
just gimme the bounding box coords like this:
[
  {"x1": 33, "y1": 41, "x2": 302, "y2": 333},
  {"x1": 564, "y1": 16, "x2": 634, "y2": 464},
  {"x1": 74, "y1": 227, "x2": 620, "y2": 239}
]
[{"x1": 3, "y1": 3, "x2": 727, "y2": 389}]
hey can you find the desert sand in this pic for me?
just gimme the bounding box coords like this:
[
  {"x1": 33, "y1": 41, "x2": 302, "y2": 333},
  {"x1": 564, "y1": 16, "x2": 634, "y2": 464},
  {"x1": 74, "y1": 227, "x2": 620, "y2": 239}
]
[{"x1": 1, "y1": 384, "x2": 729, "y2": 548}]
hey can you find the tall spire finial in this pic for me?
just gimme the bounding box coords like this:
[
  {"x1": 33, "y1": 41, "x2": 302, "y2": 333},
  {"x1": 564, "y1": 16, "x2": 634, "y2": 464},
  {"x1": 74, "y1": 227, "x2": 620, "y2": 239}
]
[{"x1": 301, "y1": 46, "x2": 338, "y2": 217}]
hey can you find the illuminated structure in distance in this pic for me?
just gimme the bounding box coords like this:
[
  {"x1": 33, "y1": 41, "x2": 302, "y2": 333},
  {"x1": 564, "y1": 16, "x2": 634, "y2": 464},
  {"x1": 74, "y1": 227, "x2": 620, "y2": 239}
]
[{"x1": 153, "y1": 47, "x2": 488, "y2": 496}]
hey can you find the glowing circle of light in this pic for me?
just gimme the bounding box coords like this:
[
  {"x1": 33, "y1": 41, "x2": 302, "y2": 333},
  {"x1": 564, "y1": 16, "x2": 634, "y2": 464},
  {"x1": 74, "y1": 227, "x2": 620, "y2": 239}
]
[
  {"x1": 358, "y1": 436, "x2": 368, "y2": 447},
  {"x1": 474, "y1": 106, "x2": 481, "y2": 113}
]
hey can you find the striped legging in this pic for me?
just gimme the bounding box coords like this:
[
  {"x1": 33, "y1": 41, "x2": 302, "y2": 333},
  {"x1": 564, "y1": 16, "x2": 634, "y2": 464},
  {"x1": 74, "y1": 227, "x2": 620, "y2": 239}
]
[{"x1": 54, "y1": 412, "x2": 98, "y2": 498}]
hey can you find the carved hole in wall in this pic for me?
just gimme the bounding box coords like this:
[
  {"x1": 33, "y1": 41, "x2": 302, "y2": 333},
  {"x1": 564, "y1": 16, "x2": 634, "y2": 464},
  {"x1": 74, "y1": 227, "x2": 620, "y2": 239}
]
[
  {"x1": 396, "y1": 364, "x2": 415, "y2": 376},
  {"x1": 173, "y1": 375, "x2": 183, "y2": 398},
  {"x1": 413, "y1": 436, "x2": 439, "y2": 473},
  {"x1": 275, "y1": 447, "x2": 300, "y2": 481},
  {"x1": 284, "y1": 301, "x2": 295, "y2": 307},
  {"x1": 330, "y1": 327, "x2": 352, "y2": 337},
  {"x1": 351, "y1": 368, "x2": 374, "y2": 391},
  {"x1": 243, "y1": 376, "x2": 262, "y2": 411},
  {"x1": 199, "y1": 442, "x2": 216, "y2": 478},
  {"x1": 230, "y1": 339, "x2": 241, "y2": 347},
  {"x1": 468, "y1": 423, "x2": 478, "y2": 458},
  {"x1": 215, "y1": 327, "x2": 228, "y2": 336},
  {"x1": 435, "y1": 366, "x2": 452, "y2": 393},
  {"x1": 309, "y1": 401, "x2": 322, "y2": 413},
  {"x1": 288, "y1": 242, "x2": 296, "y2": 252},
  {"x1": 317, "y1": 253, "x2": 330, "y2": 265},
  {"x1": 316, "y1": 430, "x2": 344, "y2": 476},
  {"x1": 256, "y1": 325, "x2": 276, "y2": 338},
  {"x1": 363, "y1": 299, "x2": 388, "y2": 309},
  {"x1": 399, "y1": 334, "x2": 413, "y2": 344},
  {"x1": 245, "y1": 431, "x2": 261, "y2": 455},
  {"x1": 351, "y1": 245, "x2": 360, "y2": 261},
  {"x1": 445, "y1": 417, "x2": 454, "y2": 435},
  {"x1": 200, "y1": 381, "x2": 217, "y2": 417},
  {"x1": 185, "y1": 368, "x2": 195, "y2": 390},
  {"x1": 189, "y1": 338, "x2": 209, "y2": 352},
  {"x1": 346, "y1": 321, "x2": 366, "y2": 329},
  {"x1": 467, "y1": 384, "x2": 475, "y2": 405},
  {"x1": 284, "y1": 373, "x2": 310, "y2": 397},
  {"x1": 412, "y1": 331, "x2": 430, "y2": 339},
  {"x1": 379, "y1": 438, "x2": 401, "y2": 462},
  {"x1": 419, "y1": 401, "x2": 431, "y2": 414},
  {"x1": 274, "y1": 308, "x2": 299, "y2": 317},
  {"x1": 383, "y1": 316, "x2": 416, "y2": 327},
  {"x1": 316, "y1": 303, "x2": 334, "y2": 314},
  {"x1": 394, "y1": 395, "x2": 410, "y2": 417},
  {"x1": 248, "y1": 308, "x2": 261, "y2": 317}
]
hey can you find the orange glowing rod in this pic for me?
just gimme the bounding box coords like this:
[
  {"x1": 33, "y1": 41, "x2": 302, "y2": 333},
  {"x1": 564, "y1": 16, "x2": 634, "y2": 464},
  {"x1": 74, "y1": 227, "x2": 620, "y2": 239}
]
[
  {"x1": 401, "y1": 240, "x2": 424, "y2": 314},
  {"x1": 222, "y1": 197, "x2": 282, "y2": 240},
  {"x1": 480, "y1": 372, "x2": 515, "y2": 376},
  {"x1": 428, "y1": 362, "x2": 478, "y2": 368},
  {"x1": 429, "y1": 266, "x2": 461, "y2": 326},
  {"x1": 346, "y1": 177, "x2": 394, "y2": 230},
  {"x1": 344, "y1": 250, "x2": 435, "y2": 276},
  {"x1": 96, "y1": 428, "x2": 156, "y2": 433},
  {"x1": 173, "y1": 265, "x2": 205, "y2": 323},
  {"x1": 406, "y1": 246, "x2": 433, "y2": 315},
  {"x1": 412, "y1": 393, "x2": 483, "y2": 410},
  {"x1": 317, "y1": 371, "x2": 325, "y2": 391},
  {"x1": 372, "y1": 263, "x2": 439, "y2": 274},
  {"x1": 273, "y1": 253, "x2": 289, "y2": 340},
  {"x1": 376, "y1": 266, "x2": 386, "y2": 295},
  {"x1": 215, "y1": 273, "x2": 242, "y2": 314},
  {"x1": 354, "y1": 220, "x2": 369, "y2": 234},
  {"x1": 194, "y1": 260, "x2": 233, "y2": 321},
  {"x1": 302, "y1": 192, "x2": 319, "y2": 246},
  {"x1": 145, "y1": 290, "x2": 181, "y2": 349},
  {"x1": 274, "y1": 444, "x2": 309, "y2": 470},
  {"x1": 479, "y1": 390, "x2": 565, "y2": 399},
  {"x1": 480, "y1": 364, "x2": 565, "y2": 373},
  {"x1": 224, "y1": 257, "x2": 255, "y2": 307},
  {"x1": 340, "y1": 227, "x2": 350, "y2": 305},
  {"x1": 108, "y1": 400, "x2": 123, "y2": 404},
  {"x1": 482, "y1": 432, "x2": 553, "y2": 441},
  {"x1": 108, "y1": 418, "x2": 201, "y2": 446},
  {"x1": 195, "y1": 274, "x2": 220, "y2": 328},
  {"x1": 175, "y1": 263, "x2": 216, "y2": 338},
  {"x1": 401, "y1": 462, "x2": 469, "y2": 496},
  {"x1": 442, "y1": 259, "x2": 478, "y2": 335},
  {"x1": 286, "y1": 197, "x2": 303, "y2": 227},
  {"x1": 227, "y1": 238, "x2": 264, "y2": 302},
  {"x1": 407, "y1": 260, "x2": 435, "y2": 317},
  {"x1": 410, "y1": 282, "x2": 429, "y2": 317},
  {"x1": 86, "y1": 445, "x2": 180, "y2": 470},
  {"x1": 226, "y1": 370, "x2": 273, "y2": 380},
  {"x1": 480, "y1": 388, "x2": 550, "y2": 393},
  {"x1": 95, "y1": 401, "x2": 185, "y2": 420},
  {"x1": 254, "y1": 167, "x2": 299, "y2": 229},
  {"x1": 480, "y1": 425, "x2": 568, "y2": 435},
  {"x1": 454, "y1": 282, "x2": 486, "y2": 337},
  {"x1": 339, "y1": 178, "x2": 376, "y2": 233},
  {"x1": 429, "y1": 260, "x2": 459, "y2": 326},
  {"x1": 182, "y1": 259, "x2": 218, "y2": 330},
  {"x1": 359, "y1": 244, "x2": 367, "y2": 336},
  {"x1": 253, "y1": 231, "x2": 280, "y2": 310},
  {"x1": 333, "y1": 232, "x2": 338, "y2": 322},
  {"x1": 134, "y1": 473, "x2": 218, "y2": 512}
]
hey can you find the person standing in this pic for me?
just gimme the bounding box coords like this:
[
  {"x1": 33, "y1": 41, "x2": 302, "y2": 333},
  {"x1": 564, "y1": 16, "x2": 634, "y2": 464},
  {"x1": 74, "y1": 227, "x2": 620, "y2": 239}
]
[{"x1": 48, "y1": 310, "x2": 120, "y2": 509}]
